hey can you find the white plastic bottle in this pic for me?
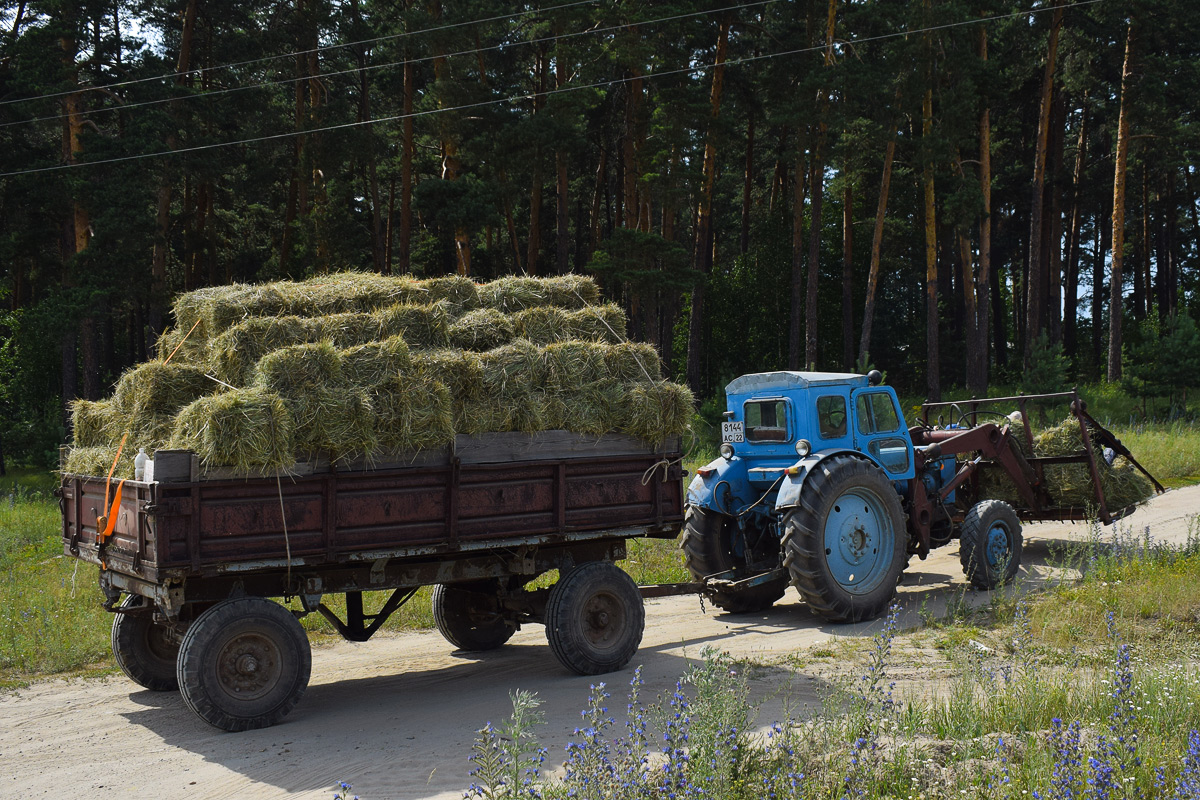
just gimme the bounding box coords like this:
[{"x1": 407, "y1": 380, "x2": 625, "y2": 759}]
[{"x1": 134, "y1": 448, "x2": 148, "y2": 481}]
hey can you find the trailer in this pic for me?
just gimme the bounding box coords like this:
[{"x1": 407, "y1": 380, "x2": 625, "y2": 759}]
[{"x1": 60, "y1": 432, "x2": 684, "y2": 731}]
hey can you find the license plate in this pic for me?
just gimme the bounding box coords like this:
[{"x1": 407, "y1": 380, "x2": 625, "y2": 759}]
[{"x1": 721, "y1": 421, "x2": 744, "y2": 443}]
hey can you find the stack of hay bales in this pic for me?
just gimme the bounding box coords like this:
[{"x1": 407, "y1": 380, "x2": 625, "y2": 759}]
[
  {"x1": 977, "y1": 416, "x2": 1154, "y2": 511},
  {"x1": 65, "y1": 273, "x2": 692, "y2": 478}
]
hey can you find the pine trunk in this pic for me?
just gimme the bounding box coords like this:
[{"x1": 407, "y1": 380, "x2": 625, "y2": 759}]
[
  {"x1": 857, "y1": 134, "x2": 896, "y2": 366},
  {"x1": 1108, "y1": 22, "x2": 1134, "y2": 382},
  {"x1": 788, "y1": 132, "x2": 807, "y2": 371},
  {"x1": 685, "y1": 15, "x2": 730, "y2": 394},
  {"x1": 841, "y1": 181, "x2": 853, "y2": 371},
  {"x1": 923, "y1": 86, "x2": 939, "y2": 401},
  {"x1": 1063, "y1": 103, "x2": 1088, "y2": 359},
  {"x1": 1024, "y1": 1, "x2": 1064, "y2": 364}
]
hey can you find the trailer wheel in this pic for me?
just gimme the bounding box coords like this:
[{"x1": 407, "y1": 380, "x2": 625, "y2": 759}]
[
  {"x1": 176, "y1": 597, "x2": 311, "y2": 732},
  {"x1": 432, "y1": 581, "x2": 517, "y2": 651},
  {"x1": 782, "y1": 455, "x2": 908, "y2": 623},
  {"x1": 545, "y1": 562, "x2": 644, "y2": 675},
  {"x1": 682, "y1": 508, "x2": 787, "y2": 613},
  {"x1": 959, "y1": 500, "x2": 1022, "y2": 590},
  {"x1": 112, "y1": 595, "x2": 179, "y2": 692}
]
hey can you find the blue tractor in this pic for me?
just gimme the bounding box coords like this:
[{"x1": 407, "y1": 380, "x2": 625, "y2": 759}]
[{"x1": 683, "y1": 371, "x2": 1161, "y2": 623}]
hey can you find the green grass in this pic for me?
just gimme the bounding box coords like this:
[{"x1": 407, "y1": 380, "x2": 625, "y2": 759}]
[{"x1": 0, "y1": 493, "x2": 113, "y2": 687}]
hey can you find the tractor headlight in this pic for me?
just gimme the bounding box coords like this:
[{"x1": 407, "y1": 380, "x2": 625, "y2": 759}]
[
  {"x1": 719, "y1": 443, "x2": 734, "y2": 460},
  {"x1": 795, "y1": 439, "x2": 812, "y2": 457}
]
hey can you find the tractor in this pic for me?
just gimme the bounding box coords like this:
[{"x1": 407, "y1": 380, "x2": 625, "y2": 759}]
[{"x1": 683, "y1": 370, "x2": 1162, "y2": 623}]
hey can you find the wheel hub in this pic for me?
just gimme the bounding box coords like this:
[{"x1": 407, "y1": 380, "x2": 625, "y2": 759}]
[
  {"x1": 822, "y1": 489, "x2": 893, "y2": 595},
  {"x1": 582, "y1": 593, "x2": 623, "y2": 653},
  {"x1": 986, "y1": 522, "x2": 1011, "y2": 569},
  {"x1": 217, "y1": 633, "x2": 281, "y2": 700}
]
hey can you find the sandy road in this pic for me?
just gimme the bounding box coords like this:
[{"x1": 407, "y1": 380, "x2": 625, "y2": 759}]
[{"x1": 2, "y1": 486, "x2": 1196, "y2": 800}]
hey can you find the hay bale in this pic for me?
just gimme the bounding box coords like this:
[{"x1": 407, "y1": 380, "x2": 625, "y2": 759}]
[
  {"x1": 341, "y1": 336, "x2": 411, "y2": 388},
  {"x1": 564, "y1": 303, "x2": 627, "y2": 343},
  {"x1": 375, "y1": 302, "x2": 451, "y2": 348},
  {"x1": 170, "y1": 273, "x2": 425, "y2": 343},
  {"x1": 479, "y1": 339, "x2": 546, "y2": 396},
  {"x1": 254, "y1": 341, "x2": 345, "y2": 397},
  {"x1": 420, "y1": 275, "x2": 480, "y2": 311},
  {"x1": 167, "y1": 388, "x2": 295, "y2": 473},
  {"x1": 64, "y1": 446, "x2": 137, "y2": 480},
  {"x1": 286, "y1": 389, "x2": 377, "y2": 460},
  {"x1": 513, "y1": 306, "x2": 570, "y2": 344},
  {"x1": 624, "y1": 381, "x2": 694, "y2": 446},
  {"x1": 208, "y1": 316, "x2": 317, "y2": 385},
  {"x1": 413, "y1": 350, "x2": 486, "y2": 432},
  {"x1": 554, "y1": 380, "x2": 628, "y2": 437},
  {"x1": 449, "y1": 308, "x2": 515, "y2": 351},
  {"x1": 461, "y1": 390, "x2": 546, "y2": 435},
  {"x1": 371, "y1": 372, "x2": 455, "y2": 451},
  {"x1": 292, "y1": 272, "x2": 424, "y2": 317},
  {"x1": 316, "y1": 311, "x2": 388, "y2": 349},
  {"x1": 112, "y1": 361, "x2": 216, "y2": 418},
  {"x1": 71, "y1": 400, "x2": 121, "y2": 447},
  {"x1": 604, "y1": 342, "x2": 662, "y2": 383},
  {"x1": 542, "y1": 341, "x2": 609, "y2": 389},
  {"x1": 155, "y1": 324, "x2": 208, "y2": 365},
  {"x1": 478, "y1": 274, "x2": 599, "y2": 312}
]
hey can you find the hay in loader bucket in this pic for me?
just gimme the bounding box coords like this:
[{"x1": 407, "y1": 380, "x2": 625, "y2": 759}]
[
  {"x1": 68, "y1": 273, "x2": 692, "y2": 477},
  {"x1": 976, "y1": 416, "x2": 1154, "y2": 512}
]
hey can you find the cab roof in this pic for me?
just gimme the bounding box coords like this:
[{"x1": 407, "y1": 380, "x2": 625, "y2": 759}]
[{"x1": 725, "y1": 371, "x2": 868, "y2": 396}]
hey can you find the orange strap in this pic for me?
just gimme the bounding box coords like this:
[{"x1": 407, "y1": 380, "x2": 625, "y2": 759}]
[
  {"x1": 163, "y1": 318, "x2": 202, "y2": 365},
  {"x1": 98, "y1": 480, "x2": 126, "y2": 544}
]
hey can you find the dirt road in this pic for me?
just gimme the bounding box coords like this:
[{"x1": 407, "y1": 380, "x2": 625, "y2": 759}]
[{"x1": 3, "y1": 486, "x2": 1196, "y2": 800}]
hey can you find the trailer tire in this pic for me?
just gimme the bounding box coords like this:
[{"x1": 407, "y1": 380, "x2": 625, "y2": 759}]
[
  {"x1": 682, "y1": 508, "x2": 787, "y2": 613},
  {"x1": 112, "y1": 595, "x2": 179, "y2": 692},
  {"x1": 545, "y1": 562, "x2": 643, "y2": 675},
  {"x1": 782, "y1": 455, "x2": 908, "y2": 623},
  {"x1": 177, "y1": 597, "x2": 311, "y2": 732},
  {"x1": 432, "y1": 581, "x2": 517, "y2": 652},
  {"x1": 959, "y1": 500, "x2": 1022, "y2": 590}
]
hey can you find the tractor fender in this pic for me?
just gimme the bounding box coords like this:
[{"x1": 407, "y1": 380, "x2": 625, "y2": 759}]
[
  {"x1": 773, "y1": 449, "x2": 878, "y2": 511},
  {"x1": 685, "y1": 455, "x2": 750, "y2": 516}
]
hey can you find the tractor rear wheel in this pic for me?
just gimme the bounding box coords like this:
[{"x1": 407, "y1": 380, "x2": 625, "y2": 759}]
[
  {"x1": 681, "y1": 507, "x2": 787, "y2": 614},
  {"x1": 959, "y1": 500, "x2": 1022, "y2": 589},
  {"x1": 782, "y1": 455, "x2": 908, "y2": 623}
]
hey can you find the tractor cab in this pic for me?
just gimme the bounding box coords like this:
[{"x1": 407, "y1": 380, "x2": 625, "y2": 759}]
[{"x1": 697, "y1": 371, "x2": 914, "y2": 504}]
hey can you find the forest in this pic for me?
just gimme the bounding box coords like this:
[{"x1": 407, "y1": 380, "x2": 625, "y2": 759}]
[{"x1": 0, "y1": 0, "x2": 1198, "y2": 468}]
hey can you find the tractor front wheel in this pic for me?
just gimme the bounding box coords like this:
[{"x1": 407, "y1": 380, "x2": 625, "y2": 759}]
[
  {"x1": 782, "y1": 455, "x2": 908, "y2": 623},
  {"x1": 959, "y1": 500, "x2": 1023, "y2": 589}
]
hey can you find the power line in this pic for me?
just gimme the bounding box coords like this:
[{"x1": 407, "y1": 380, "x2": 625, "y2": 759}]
[
  {"x1": 0, "y1": 0, "x2": 1104, "y2": 180},
  {"x1": 0, "y1": 0, "x2": 778, "y2": 131},
  {"x1": 0, "y1": 0, "x2": 601, "y2": 108}
]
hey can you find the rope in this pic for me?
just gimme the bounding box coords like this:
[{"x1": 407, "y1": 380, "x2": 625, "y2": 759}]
[
  {"x1": 641, "y1": 457, "x2": 682, "y2": 485},
  {"x1": 276, "y1": 472, "x2": 293, "y2": 597}
]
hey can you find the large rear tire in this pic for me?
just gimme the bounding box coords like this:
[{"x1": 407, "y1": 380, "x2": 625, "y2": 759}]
[
  {"x1": 112, "y1": 595, "x2": 179, "y2": 692},
  {"x1": 959, "y1": 499, "x2": 1022, "y2": 589},
  {"x1": 545, "y1": 562, "x2": 643, "y2": 675},
  {"x1": 177, "y1": 597, "x2": 311, "y2": 732},
  {"x1": 681, "y1": 507, "x2": 787, "y2": 613},
  {"x1": 432, "y1": 580, "x2": 517, "y2": 652},
  {"x1": 782, "y1": 455, "x2": 908, "y2": 623}
]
